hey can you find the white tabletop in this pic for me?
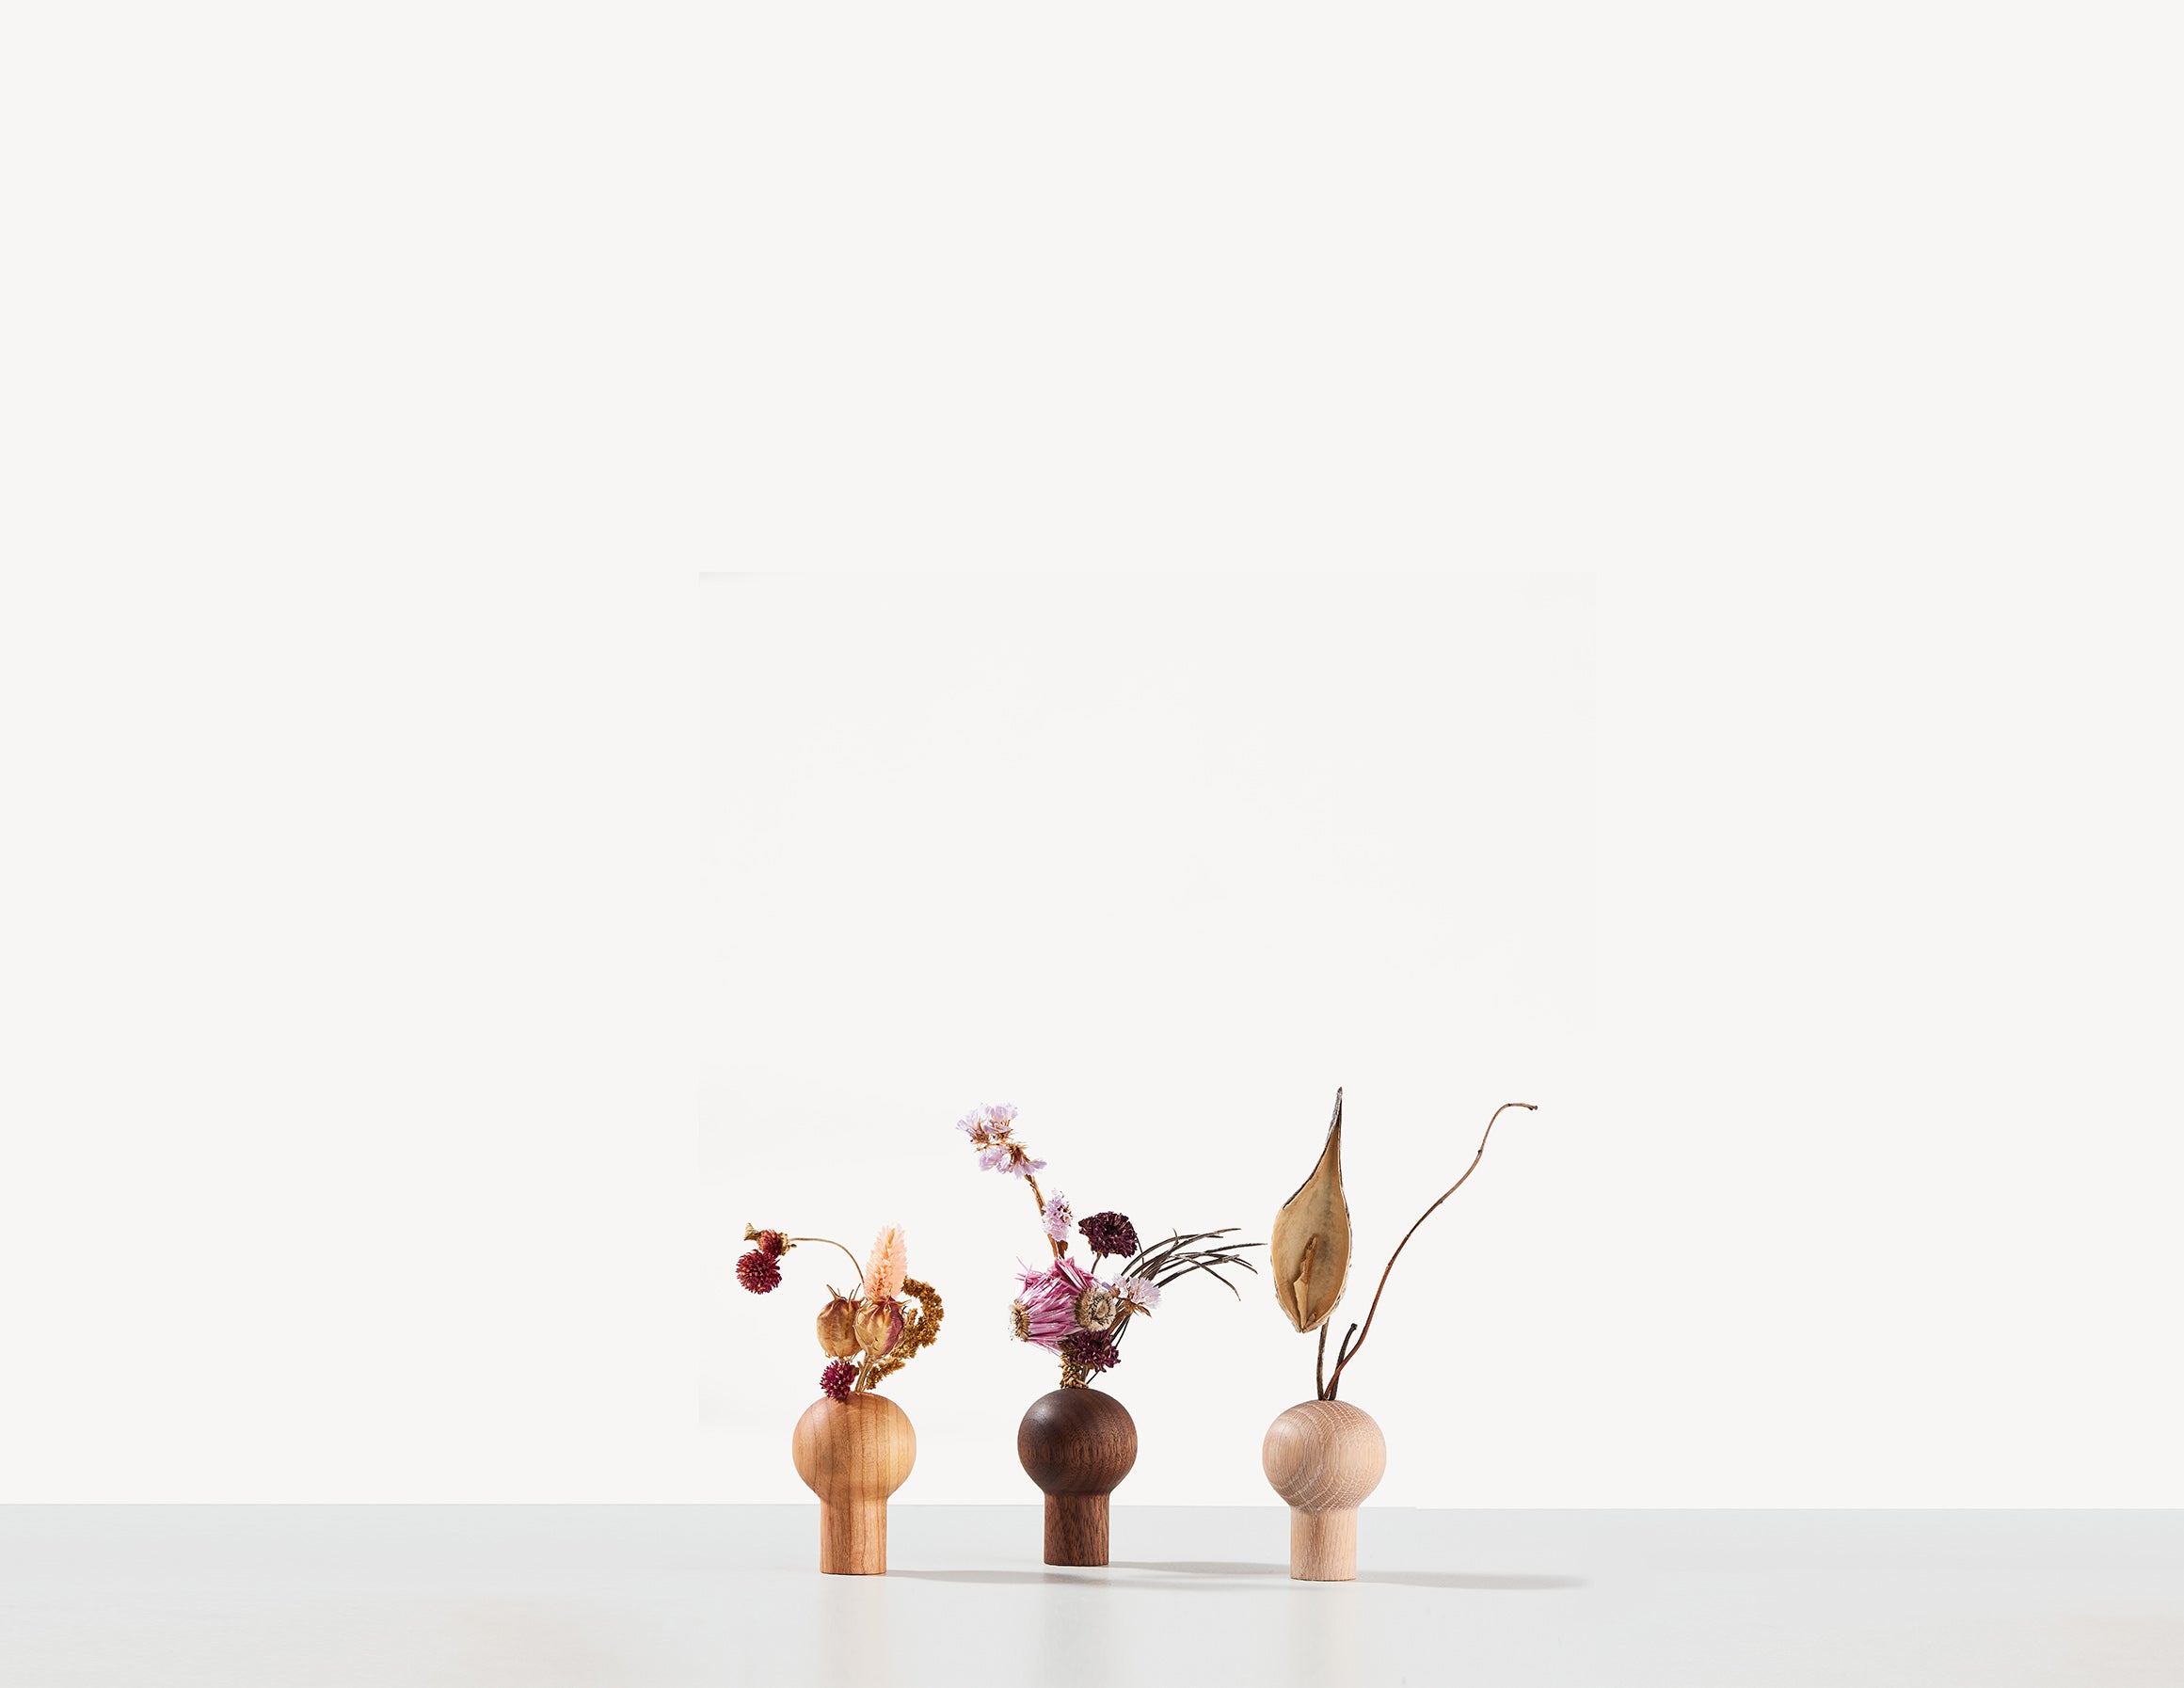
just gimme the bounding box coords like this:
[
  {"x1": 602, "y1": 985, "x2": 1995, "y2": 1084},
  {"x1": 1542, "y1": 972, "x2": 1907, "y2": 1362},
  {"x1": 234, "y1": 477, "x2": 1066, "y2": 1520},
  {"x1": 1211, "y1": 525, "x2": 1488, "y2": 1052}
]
[{"x1": 4, "y1": 1505, "x2": 2179, "y2": 1687}]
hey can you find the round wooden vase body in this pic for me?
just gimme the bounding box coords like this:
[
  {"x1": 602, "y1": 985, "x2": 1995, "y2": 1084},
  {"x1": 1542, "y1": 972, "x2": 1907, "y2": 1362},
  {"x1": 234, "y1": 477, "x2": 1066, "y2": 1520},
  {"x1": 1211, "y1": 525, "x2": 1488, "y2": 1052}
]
[
  {"x1": 1262, "y1": 1399, "x2": 1386, "y2": 1581},
  {"x1": 791, "y1": 1392, "x2": 916, "y2": 1575},
  {"x1": 1017, "y1": 1387, "x2": 1137, "y2": 1566}
]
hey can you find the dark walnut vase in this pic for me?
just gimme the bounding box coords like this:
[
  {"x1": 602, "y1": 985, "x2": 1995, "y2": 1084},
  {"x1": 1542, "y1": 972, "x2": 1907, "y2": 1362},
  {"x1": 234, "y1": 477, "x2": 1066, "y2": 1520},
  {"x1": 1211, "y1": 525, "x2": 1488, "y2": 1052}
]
[{"x1": 1016, "y1": 1387, "x2": 1138, "y2": 1566}]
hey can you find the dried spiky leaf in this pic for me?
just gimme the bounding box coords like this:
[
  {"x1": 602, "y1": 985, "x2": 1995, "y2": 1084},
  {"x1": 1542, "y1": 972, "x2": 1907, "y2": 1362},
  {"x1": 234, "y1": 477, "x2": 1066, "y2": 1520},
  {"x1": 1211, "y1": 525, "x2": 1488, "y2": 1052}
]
[{"x1": 1271, "y1": 1090, "x2": 1350, "y2": 1332}]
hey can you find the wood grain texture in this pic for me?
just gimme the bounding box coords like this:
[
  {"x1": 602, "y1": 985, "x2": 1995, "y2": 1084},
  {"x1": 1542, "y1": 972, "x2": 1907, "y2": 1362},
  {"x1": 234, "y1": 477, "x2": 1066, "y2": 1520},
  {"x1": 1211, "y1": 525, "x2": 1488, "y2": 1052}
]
[
  {"x1": 1261, "y1": 1398, "x2": 1386, "y2": 1581},
  {"x1": 790, "y1": 1392, "x2": 916, "y2": 1575},
  {"x1": 1016, "y1": 1387, "x2": 1138, "y2": 1567}
]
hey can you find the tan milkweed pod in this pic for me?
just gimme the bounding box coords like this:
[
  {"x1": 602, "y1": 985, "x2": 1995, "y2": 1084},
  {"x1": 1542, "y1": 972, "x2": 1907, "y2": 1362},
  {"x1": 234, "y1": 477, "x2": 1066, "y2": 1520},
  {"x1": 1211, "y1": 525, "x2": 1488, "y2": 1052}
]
[{"x1": 1270, "y1": 1089, "x2": 1351, "y2": 1333}]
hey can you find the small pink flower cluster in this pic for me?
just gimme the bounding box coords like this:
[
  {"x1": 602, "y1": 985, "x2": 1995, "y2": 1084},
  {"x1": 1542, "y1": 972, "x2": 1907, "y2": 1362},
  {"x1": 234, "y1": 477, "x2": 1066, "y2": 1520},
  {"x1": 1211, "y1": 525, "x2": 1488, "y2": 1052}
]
[{"x1": 957, "y1": 1104, "x2": 1045, "y2": 1178}]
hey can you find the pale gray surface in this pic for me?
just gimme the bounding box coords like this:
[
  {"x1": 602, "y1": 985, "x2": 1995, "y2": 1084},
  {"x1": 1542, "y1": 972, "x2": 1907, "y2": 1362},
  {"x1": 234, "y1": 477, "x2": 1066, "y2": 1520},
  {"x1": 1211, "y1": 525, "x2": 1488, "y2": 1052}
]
[{"x1": 3, "y1": 1506, "x2": 2181, "y2": 1687}]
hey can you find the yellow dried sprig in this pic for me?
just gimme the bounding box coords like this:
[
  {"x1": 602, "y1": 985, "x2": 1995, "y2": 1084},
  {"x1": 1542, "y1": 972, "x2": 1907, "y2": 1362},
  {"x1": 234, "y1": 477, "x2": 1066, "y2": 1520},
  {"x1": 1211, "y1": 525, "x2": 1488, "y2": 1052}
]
[{"x1": 856, "y1": 1277, "x2": 944, "y2": 1392}]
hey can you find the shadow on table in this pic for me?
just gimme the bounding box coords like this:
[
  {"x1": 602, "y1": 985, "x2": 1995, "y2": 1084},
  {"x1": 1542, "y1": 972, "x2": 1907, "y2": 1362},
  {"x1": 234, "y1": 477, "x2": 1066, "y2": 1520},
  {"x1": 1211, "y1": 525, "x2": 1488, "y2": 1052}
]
[
  {"x1": 889, "y1": 1569, "x2": 1141, "y2": 1586},
  {"x1": 893, "y1": 1563, "x2": 1585, "y2": 1591},
  {"x1": 1113, "y1": 1561, "x2": 1586, "y2": 1590}
]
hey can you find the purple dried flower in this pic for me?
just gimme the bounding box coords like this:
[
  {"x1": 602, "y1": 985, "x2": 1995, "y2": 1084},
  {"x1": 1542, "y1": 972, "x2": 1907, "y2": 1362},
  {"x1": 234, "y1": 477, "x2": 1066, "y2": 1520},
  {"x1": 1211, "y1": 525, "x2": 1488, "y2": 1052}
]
[
  {"x1": 957, "y1": 1102, "x2": 1020, "y2": 1150},
  {"x1": 820, "y1": 1359, "x2": 855, "y2": 1402},
  {"x1": 736, "y1": 1250, "x2": 783, "y2": 1294},
  {"x1": 1060, "y1": 1330, "x2": 1120, "y2": 1375},
  {"x1": 1078, "y1": 1212, "x2": 1139, "y2": 1260},
  {"x1": 1041, "y1": 1189, "x2": 1073, "y2": 1243},
  {"x1": 998, "y1": 1145, "x2": 1046, "y2": 1180},
  {"x1": 957, "y1": 1104, "x2": 1044, "y2": 1178}
]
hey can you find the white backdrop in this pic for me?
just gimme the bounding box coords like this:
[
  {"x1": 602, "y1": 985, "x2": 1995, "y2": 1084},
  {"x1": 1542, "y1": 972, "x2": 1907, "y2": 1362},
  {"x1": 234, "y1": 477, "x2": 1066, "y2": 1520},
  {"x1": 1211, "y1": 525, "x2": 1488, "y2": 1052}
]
[
  {"x1": 5, "y1": 6, "x2": 2177, "y2": 1506},
  {"x1": 702, "y1": 576, "x2": 1596, "y2": 1505}
]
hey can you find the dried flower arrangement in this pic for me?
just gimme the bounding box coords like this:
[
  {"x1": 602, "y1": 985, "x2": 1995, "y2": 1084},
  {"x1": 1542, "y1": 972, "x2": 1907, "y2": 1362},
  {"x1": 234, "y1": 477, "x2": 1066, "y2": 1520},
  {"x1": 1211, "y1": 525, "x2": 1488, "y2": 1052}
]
[
  {"x1": 1272, "y1": 1089, "x2": 1534, "y2": 1399},
  {"x1": 956, "y1": 1102, "x2": 1260, "y2": 1388},
  {"x1": 1260, "y1": 1088, "x2": 1537, "y2": 1581},
  {"x1": 735, "y1": 1222, "x2": 944, "y2": 1398}
]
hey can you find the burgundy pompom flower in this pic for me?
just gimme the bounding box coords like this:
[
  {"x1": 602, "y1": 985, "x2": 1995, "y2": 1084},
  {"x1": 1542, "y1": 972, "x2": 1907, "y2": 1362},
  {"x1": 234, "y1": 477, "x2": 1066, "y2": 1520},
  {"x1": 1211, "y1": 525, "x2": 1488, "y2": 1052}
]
[
  {"x1": 736, "y1": 1249, "x2": 783, "y2": 1294},
  {"x1": 820, "y1": 1359, "x2": 855, "y2": 1402},
  {"x1": 754, "y1": 1230, "x2": 787, "y2": 1259},
  {"x1": 1078, "y1": 1212, "x2": 1139, "y2": 1260},
  {"x1": 1060, "y1": 1330, "x2": 1121, "y2": 1375}
]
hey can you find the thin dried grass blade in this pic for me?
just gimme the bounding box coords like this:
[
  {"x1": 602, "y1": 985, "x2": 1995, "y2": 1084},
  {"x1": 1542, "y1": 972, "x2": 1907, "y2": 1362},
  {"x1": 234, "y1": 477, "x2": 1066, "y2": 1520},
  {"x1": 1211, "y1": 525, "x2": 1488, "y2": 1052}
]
[{"x1": 1270, "y1": 1089, "x2": 1351, "y2": 1332}]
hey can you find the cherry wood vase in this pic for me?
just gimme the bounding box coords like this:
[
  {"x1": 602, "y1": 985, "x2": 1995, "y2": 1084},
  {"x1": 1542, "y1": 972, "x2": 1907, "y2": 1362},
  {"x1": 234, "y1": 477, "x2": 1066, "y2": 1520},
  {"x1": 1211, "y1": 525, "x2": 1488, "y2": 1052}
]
[
  {"x1": 1262, "y1": 1399, "x2": 1386, "y2": 1581},
  {"x1": 1017, "y1": 1387, "x2": 1137, "y2": 1566},
  {"x1": 790, "y1": 1392, "x2": 916, "y2": 1575}
]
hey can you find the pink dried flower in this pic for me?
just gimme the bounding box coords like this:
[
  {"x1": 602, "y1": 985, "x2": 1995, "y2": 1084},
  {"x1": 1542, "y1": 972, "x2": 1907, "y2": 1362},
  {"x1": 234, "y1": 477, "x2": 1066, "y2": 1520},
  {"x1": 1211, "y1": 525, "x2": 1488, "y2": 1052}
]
[
  {"x1": 958, "y1": 1103, "x2": 1019, "y2": 1150},
  {"x1": 1014, "y1": 1257, "x2": 1098, "y2": 1351},
  {"x1": 1115, "y1": 1275, "x2": 1161, "y2": 1315},
  {"x1": 736, "y1": 1250, "x2": 782, "y2": 1294},
  {"x1": 997, "y1": 1144, "x2": 1047, "y2": 1180},
  {"x1": 1041, "y1": 1190, "x2": 1073, "y2": 1243},
  {"x1": 957, "y1": 1104, "x2": 1044, "y2": 1177},
  {"x1": 820, "y1": 1359, "x2": 855, "y2": 1402},
  {"x1": 863, "y1": 1224, "x2": 908, "y2": 1300}
]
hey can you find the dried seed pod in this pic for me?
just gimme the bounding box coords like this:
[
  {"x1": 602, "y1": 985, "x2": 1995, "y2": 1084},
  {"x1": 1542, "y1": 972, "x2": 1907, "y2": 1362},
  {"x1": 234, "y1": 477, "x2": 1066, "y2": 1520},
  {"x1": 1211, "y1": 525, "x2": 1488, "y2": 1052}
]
[
  {"x1": 1270, "y1": 1089, "x2": 1351, "y2": 1333},
  {"x1": 1073, "y1": 1282, "x2": 1120, "y2": 1333},
  {"x1": 816, "y1": 1294, "x2": 860, "y2": 1358},
  {"x1": 854, "y1": 1296, "x2": 905, "y2": 1357}
]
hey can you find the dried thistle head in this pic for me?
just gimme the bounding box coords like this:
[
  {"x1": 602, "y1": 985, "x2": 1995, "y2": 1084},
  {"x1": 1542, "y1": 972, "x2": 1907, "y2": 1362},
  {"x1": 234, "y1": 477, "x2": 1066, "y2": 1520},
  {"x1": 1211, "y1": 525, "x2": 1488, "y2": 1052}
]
[
  {"x1": 1270, "y1": 1089, "x2": 1352, "y2": 1333},
  {"x1": 1073, "y1": 1282, "x2": 1120, "y2": 1333}
]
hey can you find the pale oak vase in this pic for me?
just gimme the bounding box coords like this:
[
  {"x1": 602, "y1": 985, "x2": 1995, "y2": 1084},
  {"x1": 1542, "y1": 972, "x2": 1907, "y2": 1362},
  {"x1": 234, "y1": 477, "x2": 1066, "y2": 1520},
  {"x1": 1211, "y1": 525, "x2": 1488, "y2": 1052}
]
[
  {"x1": 1017, "y1": 1387, "x2": 1138, "y2": 1567},
  {"x1": 1262, "y1": 1399, "x2": 1386, "y2": 1581},
  {"x1": 791, "y1": 1392, "x2": 916, "y2": 1575}
]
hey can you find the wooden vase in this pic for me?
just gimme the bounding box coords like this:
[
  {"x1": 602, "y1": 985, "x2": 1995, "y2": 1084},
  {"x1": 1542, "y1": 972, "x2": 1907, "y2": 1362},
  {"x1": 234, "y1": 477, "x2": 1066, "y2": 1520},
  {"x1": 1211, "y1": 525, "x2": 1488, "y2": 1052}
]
[
  {"x1": 790, "y1": 1391, "x2": 916, "y2": 1575},
  {"x1": 1262, "y1": 1399, "x2": 1386, "y2": 1581},
  {"x1": 1016, "y1": 1387, "x2": 1137, "y2": 1567}
]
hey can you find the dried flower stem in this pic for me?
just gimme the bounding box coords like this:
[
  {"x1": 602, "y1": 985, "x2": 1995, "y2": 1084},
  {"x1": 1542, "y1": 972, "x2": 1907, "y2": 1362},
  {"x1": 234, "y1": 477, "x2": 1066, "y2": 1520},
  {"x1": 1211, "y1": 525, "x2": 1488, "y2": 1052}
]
[
  {"x1": 1321, "y1": 1102, "x2": 1535, "y2": 1401},
  {"x1": 1105, "y1": 1229, "x2": 1262, "y2": 1352},
  {"x1": 1023, "y1": 1175, "x2": 1064, "y2": 1261},
  {"x1": 789, "y1": 1235, "x2": 866, "y2": 1297}
]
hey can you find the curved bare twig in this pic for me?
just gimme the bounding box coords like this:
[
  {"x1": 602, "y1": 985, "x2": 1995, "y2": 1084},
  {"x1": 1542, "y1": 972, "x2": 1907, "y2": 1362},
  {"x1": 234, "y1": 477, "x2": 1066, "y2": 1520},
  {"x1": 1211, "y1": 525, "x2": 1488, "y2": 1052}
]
[{"x1": 1321, "y1": 1103, "x2": 1534, "y2": 1400}]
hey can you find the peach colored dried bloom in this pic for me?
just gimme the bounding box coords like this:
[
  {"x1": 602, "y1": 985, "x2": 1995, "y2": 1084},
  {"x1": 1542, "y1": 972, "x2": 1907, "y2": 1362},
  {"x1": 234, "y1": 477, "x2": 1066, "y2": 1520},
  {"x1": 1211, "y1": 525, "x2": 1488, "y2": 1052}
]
[{"x1": 864, "y1": 1224, "x2": 908, "y2": 1300}]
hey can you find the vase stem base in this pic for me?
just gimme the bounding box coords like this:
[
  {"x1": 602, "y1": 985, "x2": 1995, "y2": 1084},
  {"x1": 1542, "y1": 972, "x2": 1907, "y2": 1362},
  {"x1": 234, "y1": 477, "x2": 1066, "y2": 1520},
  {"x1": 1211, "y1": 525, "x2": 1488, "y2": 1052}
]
[
  {"x1": 1289, "y1": 1507, "x2": 1358, "y2": 1581},
  {"x1": 818, "y1": 1498, "x2": 887, "y2": 1576},
  {"x1": 1044, "y1": 1492, "x2": 1110, "y2": 1567}
]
